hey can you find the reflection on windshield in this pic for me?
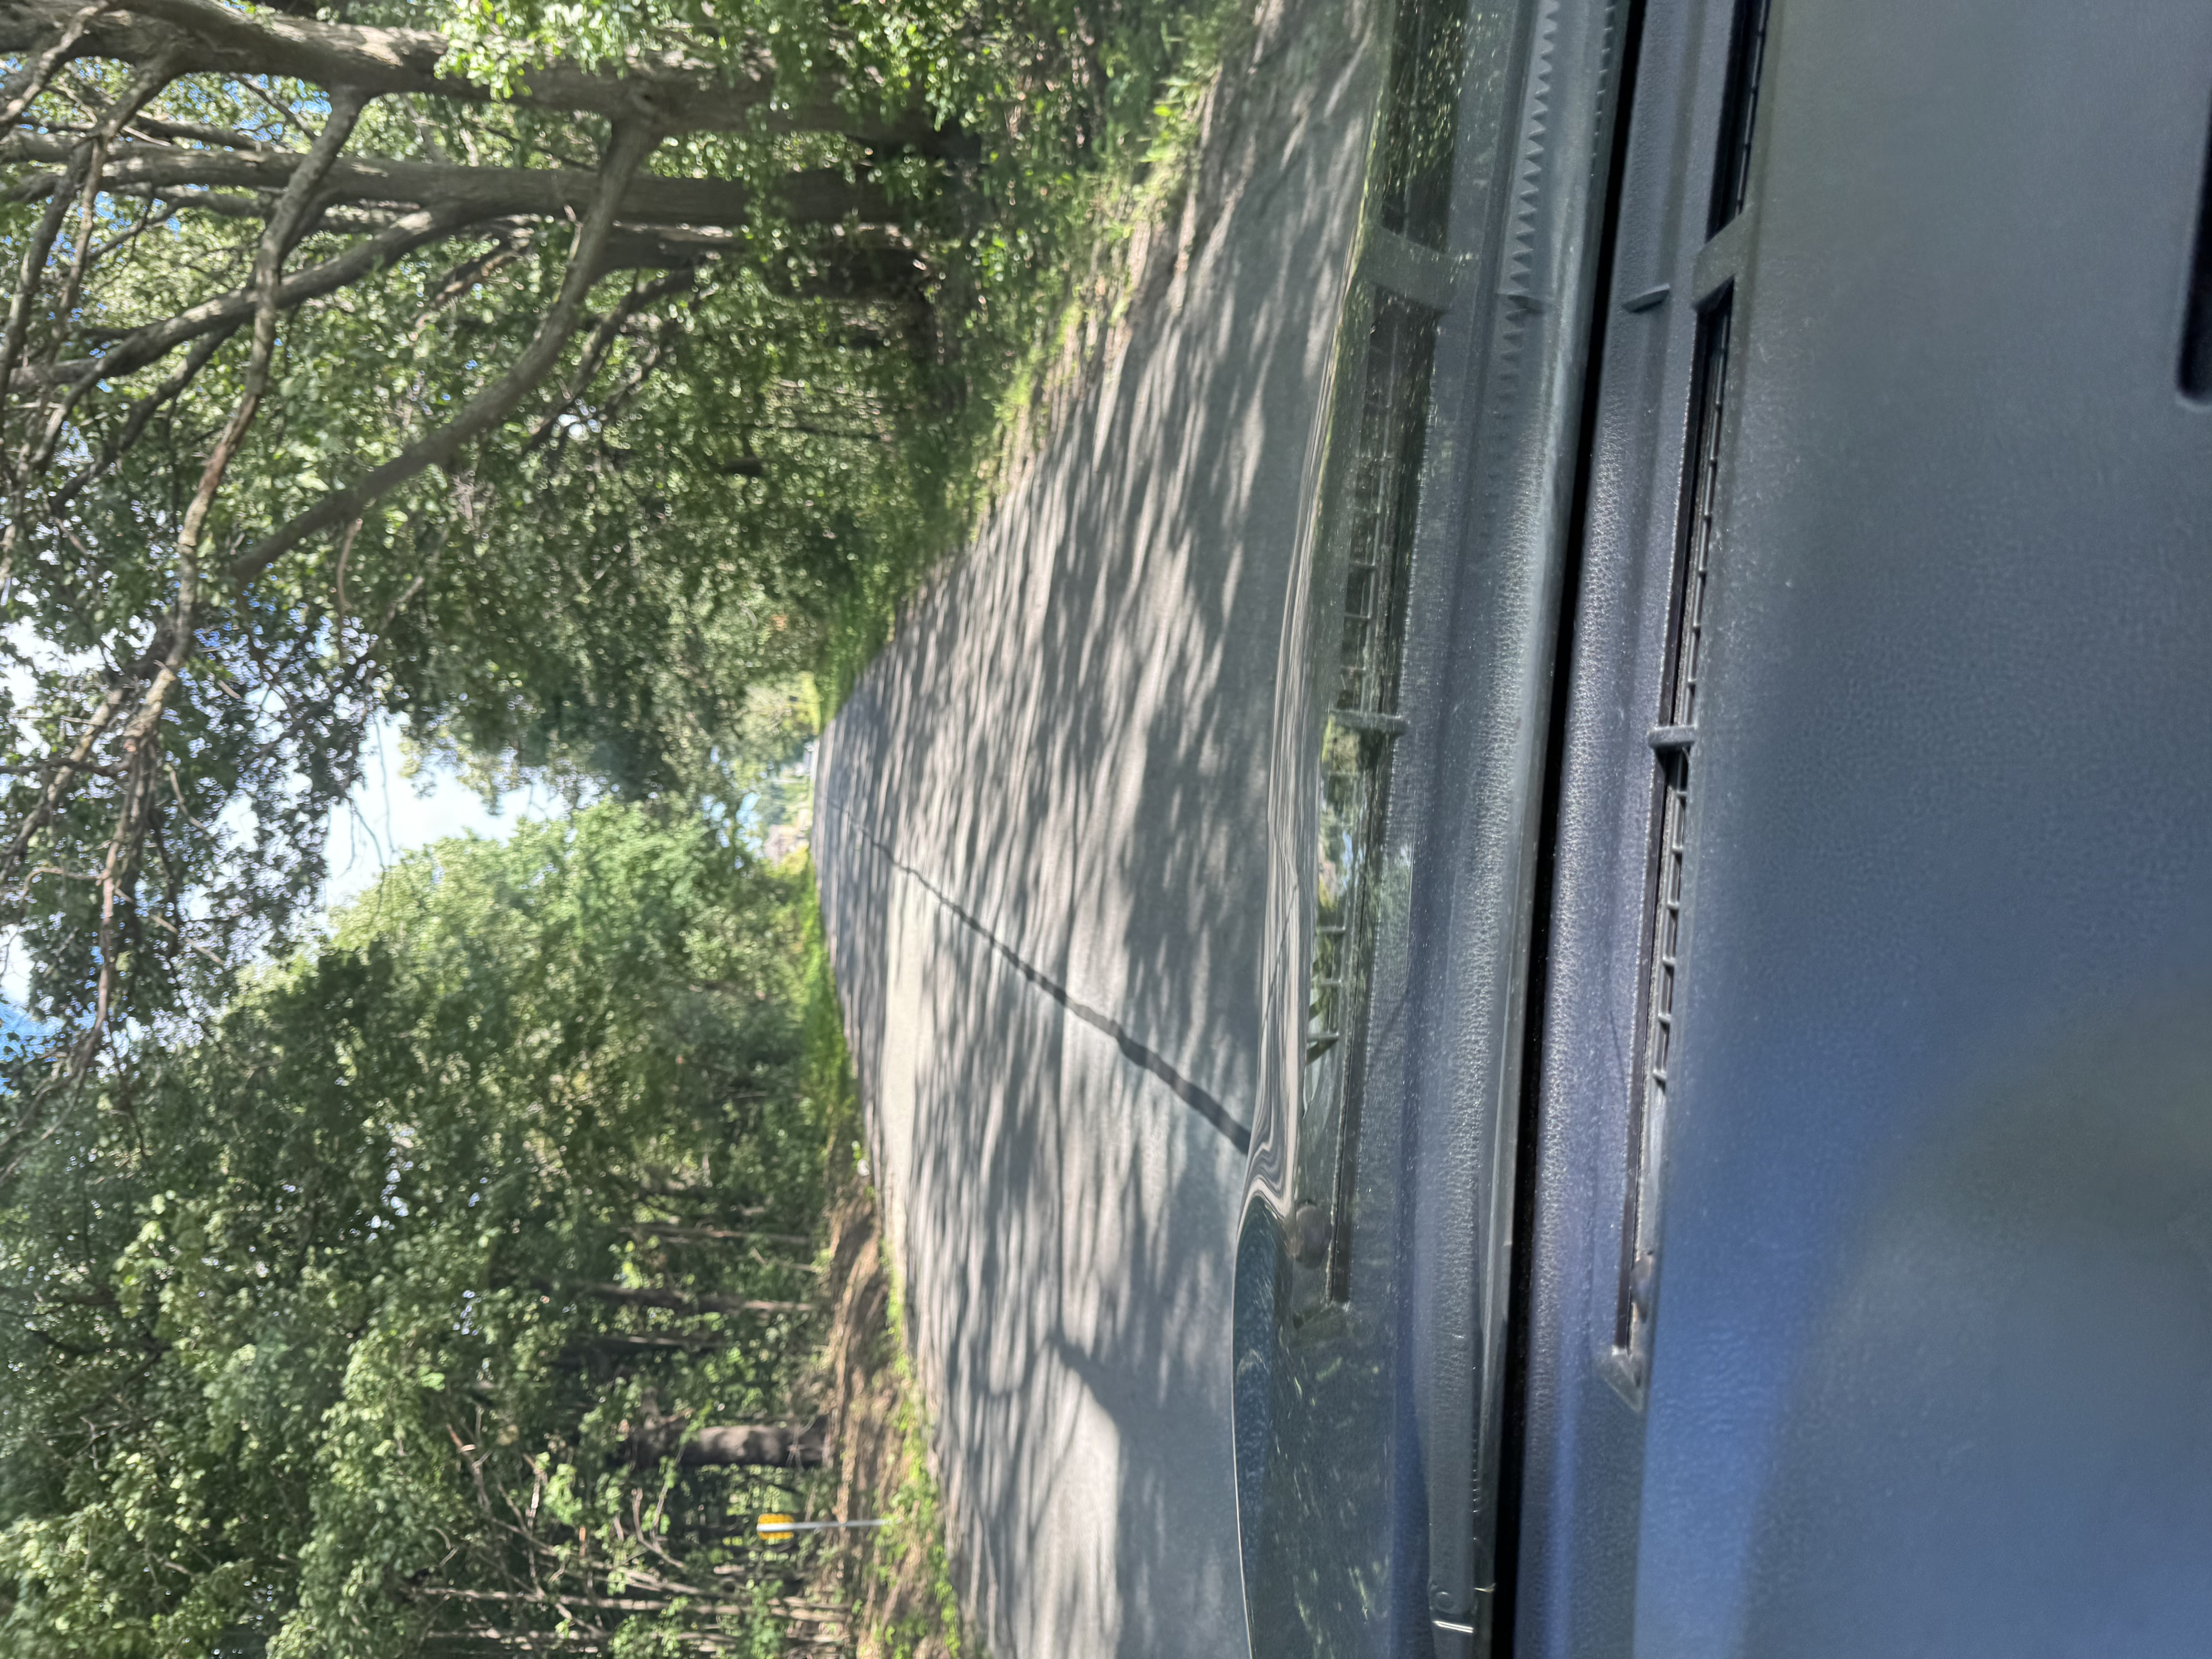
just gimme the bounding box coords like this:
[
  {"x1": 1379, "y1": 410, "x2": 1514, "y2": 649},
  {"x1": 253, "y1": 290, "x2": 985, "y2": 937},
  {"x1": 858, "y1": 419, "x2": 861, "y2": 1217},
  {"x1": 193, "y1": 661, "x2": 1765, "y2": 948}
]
[{"x1": 1300, "y1": 292, "x2": 1438, "y2": 1304}]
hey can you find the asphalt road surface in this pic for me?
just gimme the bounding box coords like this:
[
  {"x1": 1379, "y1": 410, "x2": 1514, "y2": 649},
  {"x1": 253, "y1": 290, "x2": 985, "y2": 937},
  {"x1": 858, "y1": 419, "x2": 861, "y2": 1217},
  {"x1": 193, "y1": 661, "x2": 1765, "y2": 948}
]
[{"x1": 814, "y1": 7, "x2": 1381, "y2": 1652}]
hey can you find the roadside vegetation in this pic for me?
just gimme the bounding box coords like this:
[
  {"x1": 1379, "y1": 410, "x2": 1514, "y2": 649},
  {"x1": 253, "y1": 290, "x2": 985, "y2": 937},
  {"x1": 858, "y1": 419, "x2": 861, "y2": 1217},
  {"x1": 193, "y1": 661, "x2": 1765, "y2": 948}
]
[
  {"x1": 1, "y1": 0, "x2": 1244, "y2": 1650},
  {"x1": 2, "y1": 806, "x2": 848, "y2": 1654},
  {"x1": 803, "y1": 912, "x2": 969, "y2": 1659}
]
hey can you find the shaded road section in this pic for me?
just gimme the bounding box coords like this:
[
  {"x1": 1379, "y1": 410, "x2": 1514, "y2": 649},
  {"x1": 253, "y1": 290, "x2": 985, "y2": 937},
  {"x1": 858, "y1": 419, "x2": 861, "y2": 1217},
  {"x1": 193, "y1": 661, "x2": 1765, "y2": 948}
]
[{"x1": 814, "y1": 6, "x2": 1380, "y2": 1652}]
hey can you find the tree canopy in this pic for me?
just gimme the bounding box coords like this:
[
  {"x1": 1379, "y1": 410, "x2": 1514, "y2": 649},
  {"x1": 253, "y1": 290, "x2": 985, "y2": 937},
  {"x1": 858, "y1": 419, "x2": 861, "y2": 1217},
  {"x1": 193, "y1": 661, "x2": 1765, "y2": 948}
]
[
  {"x1": 0, "y1": 803, "x2": 843, "y2": 1654},
  {"x1": 0, "y1": 0, "x2": 975, "y2": 1137},
  {"x1": 0, "y1": 0, "x2": 1229, "y2": 1167}
]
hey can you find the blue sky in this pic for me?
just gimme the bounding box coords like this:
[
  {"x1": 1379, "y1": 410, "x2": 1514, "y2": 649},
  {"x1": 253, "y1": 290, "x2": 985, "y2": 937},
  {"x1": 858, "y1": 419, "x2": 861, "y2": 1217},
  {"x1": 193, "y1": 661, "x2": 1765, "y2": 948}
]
[
  {"x1": 322, "y1": 719, "x2": 554, "y2": 910},
  {"x1": 0, "y1": 722, "x2": 546, "y2": 1012}
]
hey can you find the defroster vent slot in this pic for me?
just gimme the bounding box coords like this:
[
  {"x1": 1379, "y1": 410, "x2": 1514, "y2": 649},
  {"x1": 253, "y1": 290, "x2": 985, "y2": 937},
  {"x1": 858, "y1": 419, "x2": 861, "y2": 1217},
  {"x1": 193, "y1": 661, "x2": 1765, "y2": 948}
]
[
  {"x1": 1708, "y1": 0, "x2": 1774, "y2": 235},
  {"x1": 2181, "y1": 90, "x2": 2212, "y2": 400}
]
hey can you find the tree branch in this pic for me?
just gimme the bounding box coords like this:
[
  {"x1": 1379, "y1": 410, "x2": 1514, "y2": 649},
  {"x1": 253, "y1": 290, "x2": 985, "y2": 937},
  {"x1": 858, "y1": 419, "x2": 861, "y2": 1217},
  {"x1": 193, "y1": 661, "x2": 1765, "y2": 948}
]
[
  {"x1": 24, "y1": 56, "x2": 184, "y2": 469},
  {"x1": 0, "y1": 670, "x2": 131, "y2": 886},
  {"x1": 524, "y1": 268, "x2": 692, "y2": 449},
  {"x1": 47, "y1": 316, "x2": 236, "y2": 506},
  {"x1": 415, "y1": 220, "x2": 534, "y2": 318},
  {"x1": 2, "y1": 134, "x2": 892, "y2": 228},
  {"x1": 25, "y1": 203, "x2": 501, "y2": 394},
  {"x1": 65, "y1": 88, "x2": 373, "y2": 1082},
  {"x1": 124, "y1": 108, "x2": 271, "y2": 151},
  {"x1": 626, "y1": 1223, "x2": 814, "y2": 1247},
  {"x1": 0, "y1": 0, "x2": 959, "y2": 149},
  {"x1": 0, "y1": 0, "x2": 110, "y2": 139},
  {"x1": 230, "y1": 119, "x2": 658, "y2": 586},
  {"x1": 549, "y1": 1278, "x2": 814, "y2": 1317},
  {"x1": 0, "y1": 141, "x2": 79, "y2": 454}
]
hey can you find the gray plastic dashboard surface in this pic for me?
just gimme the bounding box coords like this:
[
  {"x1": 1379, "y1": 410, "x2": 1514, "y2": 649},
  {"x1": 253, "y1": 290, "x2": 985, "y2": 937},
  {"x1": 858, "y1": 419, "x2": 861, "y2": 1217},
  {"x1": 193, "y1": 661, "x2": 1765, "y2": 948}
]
[{"x1": 1514, "y1": 2, "x2": 2212, "y2": 1655}]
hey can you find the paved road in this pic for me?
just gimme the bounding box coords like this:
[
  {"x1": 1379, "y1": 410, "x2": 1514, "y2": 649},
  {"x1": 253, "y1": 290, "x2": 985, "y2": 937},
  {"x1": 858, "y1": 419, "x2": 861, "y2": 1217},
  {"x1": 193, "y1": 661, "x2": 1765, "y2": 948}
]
[{"x1": 814, "y1": 7, "x2": 1380, "y2": 1652}]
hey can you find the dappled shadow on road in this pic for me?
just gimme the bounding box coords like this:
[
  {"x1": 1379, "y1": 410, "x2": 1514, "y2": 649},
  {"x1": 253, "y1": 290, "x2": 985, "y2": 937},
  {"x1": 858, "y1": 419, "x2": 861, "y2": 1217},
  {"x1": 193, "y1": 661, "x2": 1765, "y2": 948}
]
[{"x1": 814, "y1": 2, "x2": 1382, "y2": 1652}]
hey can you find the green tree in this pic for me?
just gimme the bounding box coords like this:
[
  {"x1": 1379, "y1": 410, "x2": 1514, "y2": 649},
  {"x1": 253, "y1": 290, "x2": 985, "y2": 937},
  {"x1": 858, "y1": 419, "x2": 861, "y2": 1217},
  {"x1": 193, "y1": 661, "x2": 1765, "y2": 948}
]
[
  {"x1": 0, "y1": 0, "x2": 1246, "y2": 1181},
  {"x1": 0, "y1": 802, "x2": 839, "y2": 1655},
  {"x1": 0, "y1": 0, "x2": 960, "y2": 1161}
]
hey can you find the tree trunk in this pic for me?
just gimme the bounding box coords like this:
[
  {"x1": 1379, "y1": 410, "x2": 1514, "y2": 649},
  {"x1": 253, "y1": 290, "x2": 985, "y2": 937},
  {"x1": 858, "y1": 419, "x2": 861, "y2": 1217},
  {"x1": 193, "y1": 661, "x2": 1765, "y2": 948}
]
[
  {"x1": 549, "y1": 1278, "x2": 814, "y2": 1317},
  {"x1": 0, "y1": 0, "x2": 952, "y2": 146},
  {"x1": 637, "y1": 1419, "x2": 829, "y2": 1468}
]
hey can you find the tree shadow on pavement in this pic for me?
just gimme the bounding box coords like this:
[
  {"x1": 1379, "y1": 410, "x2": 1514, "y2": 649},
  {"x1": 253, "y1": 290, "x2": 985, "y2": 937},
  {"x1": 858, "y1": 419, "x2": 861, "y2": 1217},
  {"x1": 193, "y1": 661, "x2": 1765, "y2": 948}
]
[{"x1": 813, "y1": 3, "x2": 1385, "y2": 1652}]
